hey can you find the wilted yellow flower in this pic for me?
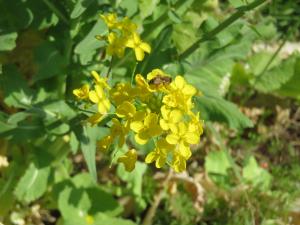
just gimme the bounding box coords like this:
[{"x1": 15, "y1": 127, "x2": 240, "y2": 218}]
[
  {"x1": 86, "y1": 113, "x2": 105, "y2": 126},
  {"x1": 160, "y1": 105, "x2": 182, "y2": 132},
  {"x1": 110, "y1": 118, "x2": 128, "y2": 147},
  {"x1": 117, "y1": 149, "x2": 137, "y2": 172},
  {"x1": 130, "y1": 113, "x2": 162, "y2": 145},
  {"x1": 97, "y1": 135, "x2": 113, "y2": 152},
  {"x1": 89, "y1": 84, "x2": 111, "y2": 114},
  {"x1": 106, "y1": 32, "x2": 127, "y2": 58},
  {"x1": 73, "y1": 84, "x2": 90, "y2": 100},
  {"x1": 145, "y1": 139, "x2": 174, "y2": 168},
  {"x1": 126, "y1": 33, "x2": 151, "y2": 61}
]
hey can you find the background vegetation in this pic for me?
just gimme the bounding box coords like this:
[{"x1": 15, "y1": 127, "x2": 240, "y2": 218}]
[{"x1": 1, "y1": 0, "x2": 300, "y2": 224}]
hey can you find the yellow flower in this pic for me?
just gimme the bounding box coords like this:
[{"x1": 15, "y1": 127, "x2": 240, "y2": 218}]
[
  {"x1": 119, "y1": 17, "x2": 137, "y2": 36},
  {"x1": 160, "y1": 105, "x2": 182, "y2": 132},
  {"x1": 106, "y1": 32, "x2": 126, "y2": 58},
  {"x1": 110, "y1": 83, "x2": 136, "y2": 106},
  {"x1": 86, "y1": 113, "x2": 105, "y2": 126},
  {"x1": 85, "y1": 215, "x2": 94, "y2": 225},
  {"x1": 166, "y1": 122, "x2": 199, "y2": 159},
  {"x1": 126, "y1": 33, "x2": 151, "y2": 61},
  {"x1": 110, "y1": 118, "x2": 128, "y2": 147},
  {"x1": 73, "y1": 84, "x2": 90, "y2": 100},
  {"x1": 91, "y1": 71, "x2": 110, "y2": 90},
  {"x1": 100, "y1": 13, "x2": 118, "y2": 29},
  {"x1": 97, "y1": 135, "x2": 113, "y2": 152},
  {"x1": 145, "y1": 139, "x2": 174, "y2": 168},
  {"x1": 188, "y1": 112, "x2": 204, "y2": 137},
  {"x1": 117, "y1": 149, "x2": 137, "y2": 172},
  {"x1": 163, "y1": 76, "x2": 197, "y2": 111},
  {"x1": 116, "y1": 101, "x2": 136, "y2": 119},
  {"x1": 171, "y1": 152, "x2": 187, "y2": 173},
  {"x1": 89, "y1": 84, "x2": 111, "y2": 114},
  {"x1": 130, "y1": 113, "x2": 162, "y2": 145}
]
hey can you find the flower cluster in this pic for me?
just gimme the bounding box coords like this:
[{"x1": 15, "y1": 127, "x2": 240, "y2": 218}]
[
  {"x1": 97, "y1": 13, "x2": 151, "y2": 61},
  {"x1": 73, "y1": 68, "x2": 203, "y2": 173}
]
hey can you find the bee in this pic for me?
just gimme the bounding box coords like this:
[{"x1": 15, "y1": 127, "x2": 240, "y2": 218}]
[{"x1": 148, "y1": 75, "x2": 172, "y2": 85}]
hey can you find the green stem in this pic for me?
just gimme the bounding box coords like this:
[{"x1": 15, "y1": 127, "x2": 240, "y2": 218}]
[
  {"x1": 106, "y1": 57, "x2": 114, "y2": 78},
  {"x1": 42, "y1": 0, "x2": 69, "y2": 25},
  {"x1": 179, "y1": 0, "x2": 268, "y2": 60},
  {"x1": 131, "y1": 62, "x2": 138, "y2": 85}
]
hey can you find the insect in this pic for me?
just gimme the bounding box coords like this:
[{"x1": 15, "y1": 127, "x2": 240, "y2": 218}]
[{"x1": 148, "y1": 75, "x2": 172, "y2": 85}]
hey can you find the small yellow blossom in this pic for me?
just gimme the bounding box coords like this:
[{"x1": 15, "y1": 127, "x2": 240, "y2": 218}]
[
  {"x1": 116, "y1": 101, "x2": 136, "y2": 119},
  {"x1": 163, "y1": 76, "x2": 197, "y2": 111},
  {"x1": 171, "y1": 152, "x2": 187, "y2": 173},
  {"x1": 85, "y1": 215, "x2": 94, "y2": 225},
  {"x1": 126, "y1": 33, "x2": 151, "y2": 61},
  {"x1": 117, "y1": 149, "x2": 137, "y2": 172},
  {"x1": 119, "y1": 17, "x2": 137, "y2": 36},
  {"x1": 159, "y1": 105, "x2": 182, "y2": 132},
  {"x1": 130, "y1": 113, "x2": 162, "y2": 145},
  {"x1": 106, "y1": 32, "x2": 127, "y2": 58},
  {"x1": 91, "y1": 71, "x2": 110, "y2": 90},
  {"x1": 0, "y1": 155, "x2": 9, "y2": 168},
  {"x1": 89, "y1": 84, "x2": 110, "y2": 114},
  {"x1": 73, "y1": 84, "x2": 90, "y2": 100},
  {"x1": 145, "y1": 139, "x2": 174, "y2": 168},
  {"x1": 100, "y1": 13, "x2": 118, "y2": 29},
  {"x1": 97, "y1": 135, "x2": 113, "y2": 152},
  {"x1": 166, "y1": 122, "x2": 199, "y2": 159},
  {"x1": 110, "y1": 83, "x2": 136, "y2": 105}
]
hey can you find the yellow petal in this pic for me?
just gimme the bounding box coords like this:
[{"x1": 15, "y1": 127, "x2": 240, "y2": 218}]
[
  {"x1": 166, "y1": 134, "x2": 180, "y2": 145},
  {"x1": 160, "y1": 119, "x2": 169, "y2": 130},
  {"x1": 91, "y1": 71, "x2": 101, "y2": 83},
  {"x1": 184, "y1": 132, "x2": 199, "y2": 144},
  {"x1": 161, "y1": 105, "x2": 170, "y2": 119},
  {"x1": 183, "y1": 84, "x2": 197, "y2": 96},
  {"x1": 135, "y1": 133, "x2": 148, "y2": 145},
  {"x1": 89, "y1": 90, "x2": 99, "y2": 103},
  {"x1": 134, "y1": 47, "x2": 145, "y2": 61},
  {"x1": 170, "y1": 109, "x2": 182, "y2": 123},
  {"x1": 145, "y1": 151, "x2": 157, "y2": 164},
  {"x1": 130, "y1": 121, "x2": 144, "y2": 132},
  {"x1": 156, "y1": 156, "x2": 166, "y2": 168},
  {"x1": 126, "y1": 38, "x2": 135, "y2": 48},
  {"x1": 87, "y1": 113, "x2": 104, "y2": 126},
  {"x1": 140, "y1": 42, "x2": 151, "y2": 53},
  {"x1": 174, "y1": 76, "x2": 185, "y2": 89}
]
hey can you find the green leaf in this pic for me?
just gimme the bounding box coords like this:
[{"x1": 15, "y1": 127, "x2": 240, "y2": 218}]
[
  {"x1": 14, "y1": 162, "x2": 51, "y2": 203},
  {"x1": 243, "y1": 156, "x2": 272, "y2": 190},
  {"x1": 277, "y1": 57, "x2": 300, "y2": 99},
  {"x1": 253, "y1": 55, "x2": 297, "y2": 92},
  {"x1": 172, "y1": 22, "x2": 197, "y2": 53},
  {"x1": 71, "y1": 0, "x2": 94, "y2": 19},
  {"x1": 205, "y1": 150, "x2": 232, "y2": 176},
  {"x1": 0, "y1": 65, "x2": 33, "y2": 108},
  {"x1": 195, "y1": 95, "x2": 253, "y2": 130},
  {"x1": 53, "y1": 173, "x2": 121, "y2": 219},
  {"x1": 248, "y1": 52, "x2": 281, "y2": 76},
  {"x1": 74, "y1": 20, "x2": 107, "y2": 65},
  {"x1": 0, "y1": 32, "x2": 18, "y2": 51},
  {"x1": 117, "y1": 162, "x2": 147, "y2": 197},
  {"x1": 138, "y1": 0, "x2": 160, "y2": 19},
  {"x1": 33, "y1": 42, "x2": 67, "y2": 81}
]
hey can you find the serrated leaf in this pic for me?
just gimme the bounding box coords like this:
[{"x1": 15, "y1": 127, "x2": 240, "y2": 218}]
[
  {"x1": 253, "y1": 55, "x2": 297, "y2": 92},
  {"x1": 195, "y1": 95, "x2": 253, "y2": 130},
  {"x1": 138, "y1": 0, "x2": 160, "y2": 19},
  {"x1": 172, "y1": 22, "x2": 197, "y2": 53},
  {"x1": 14, "y1": 162, "x2": 51, "y2": 203}
]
